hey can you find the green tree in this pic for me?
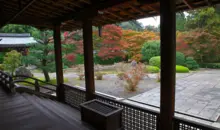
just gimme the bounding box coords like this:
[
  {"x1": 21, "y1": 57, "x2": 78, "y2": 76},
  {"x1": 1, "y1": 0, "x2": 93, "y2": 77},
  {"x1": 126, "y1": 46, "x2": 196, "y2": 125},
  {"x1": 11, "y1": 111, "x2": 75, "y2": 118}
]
[
  {"x1": 118, "y1": 20, "x2": 143, "y2": 31},
  {"x1": 176, "y1": 13, "x2": 186, "y2": 31},
  {"x1": 22, "y1": 30, "x2": 79, "y2": 82},
  {"x1": 185, "y1": 7, "x2": 220, "y2": 31},
  {"x1": 0, "y1": 24, "x2": 40, "y2": 38},
  {"x1": 3, "y1": 50, "x2": 21, "y2": 76},
  {"x1": 145, "y1": 25, "x2": 159, "y2": 32},
  {"x1": 141, "y1": 41, "x2": 160, "y2": 62},
  {"x1": 22, "y1": 30, "x2": 54, "y2": 82}
]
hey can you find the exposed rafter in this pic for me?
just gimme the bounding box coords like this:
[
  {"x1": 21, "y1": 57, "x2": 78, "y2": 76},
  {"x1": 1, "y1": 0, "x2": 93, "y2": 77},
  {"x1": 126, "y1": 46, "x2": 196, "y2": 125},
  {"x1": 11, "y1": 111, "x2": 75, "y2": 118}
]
[
  {"x1": 104, "y1": 10, "x2": 123, "y2": 20},
  {"x1": 205, "y1": 0, "x2": 212, "y2": 5},
  {"x1": 53, "y1": 0, "x2": 159, "y2": 23},
  {"x1": 1, "y1": 0, "x2": 36, "y2": 27},
  {"x1": 183, "y1": 0, "x2": 194, "y2": 9},
  {"x1": 52, "y1": 0, "x2": 130, "y2": 22},
  {"x1": 148, "y1": 5, "x2": 159, "y2": 14},
  {"x1": 128, "y1": 5, "x2": 145, "y2": 15}
]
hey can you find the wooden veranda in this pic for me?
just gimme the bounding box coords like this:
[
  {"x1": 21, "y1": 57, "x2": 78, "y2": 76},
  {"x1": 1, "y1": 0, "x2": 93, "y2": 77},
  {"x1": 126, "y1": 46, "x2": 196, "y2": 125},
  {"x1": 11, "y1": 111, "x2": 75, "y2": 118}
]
[{"x1": 1, "y1": 0, "x2": 220, "y2": 130}]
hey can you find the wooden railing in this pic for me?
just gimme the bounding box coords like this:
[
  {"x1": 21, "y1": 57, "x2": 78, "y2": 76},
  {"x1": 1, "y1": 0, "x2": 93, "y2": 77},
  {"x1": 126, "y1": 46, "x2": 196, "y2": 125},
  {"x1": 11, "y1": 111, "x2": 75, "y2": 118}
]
[
  {"x1": 63, "y1": 84, "x2": 219, "y2": 130},
  {"x1": 173, "y1": 117, "x2": 219, "y2": 130},
  {"x1": 13, "y1": 75, "x2": 56, "y2": 94},
  {"x1": 0, "y1": 71, "x2": 56, "y2": 99},
  {"x1": 0, "y1": 71, "x2": 218, "y2": 130},
  {"x1": 0, "y1": 71, "x2": 14, "y2": 93}
]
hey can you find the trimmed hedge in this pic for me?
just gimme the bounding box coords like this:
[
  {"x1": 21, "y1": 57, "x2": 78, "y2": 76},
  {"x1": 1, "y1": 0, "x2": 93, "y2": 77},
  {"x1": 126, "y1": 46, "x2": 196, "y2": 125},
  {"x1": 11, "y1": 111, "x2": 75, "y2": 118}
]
[
  {"x1": 146, "y1": 66, "x2": 160, "y2": 73},
  {"x1": 149, "y1": 56, "x2": 160, "y2": 68},
  {"x1": 200, "y1": 63, "x2": 220, "y2": 69},
  {"x1": 176, "y1": 65, "x2": 189, "y2": 73},
  {"x1": 94, "y1": 56, "x2": 123, "y2": 65},
  {"x1": 185, "y1": 57, "x2": 199, "y2": 70},
  {"x1": 176, "y1": 52, "x2": 185, "y2": 66}
]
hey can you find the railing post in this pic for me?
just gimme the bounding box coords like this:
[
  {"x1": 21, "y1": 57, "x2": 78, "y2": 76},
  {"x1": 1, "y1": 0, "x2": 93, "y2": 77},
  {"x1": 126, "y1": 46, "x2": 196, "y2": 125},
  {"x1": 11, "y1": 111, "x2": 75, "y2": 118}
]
[
  {"x1": 160, "y1": 0, "x2": 176, "y2": 130},
  {"x1": 9, "y1": 76, "x2": 15, "y2": 93},
  {"x1": 53, "y1": 23, "x2": 65, "y2": 102},
  {"x1": 98, "y1": 26, "x2": 102, "y2": 37},
  {"x1": 35, "y1": 80, "x2": 40, "y2": 92},
  {"x1": 83, "y1": 19, "x2": 95, "y2": 101}
]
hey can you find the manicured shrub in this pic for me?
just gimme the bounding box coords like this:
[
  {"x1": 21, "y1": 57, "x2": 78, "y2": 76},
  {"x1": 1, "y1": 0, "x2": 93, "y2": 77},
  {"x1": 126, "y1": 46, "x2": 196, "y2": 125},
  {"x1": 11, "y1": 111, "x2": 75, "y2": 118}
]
[
  {"x1": 141, "y1": 41, "x2": 160, "y2": 62},
  {"x1": 149, "y1": 56, "x2": 160, "y2": 68},
  {"x1": 176, "y1": 52, "x2": 185, "y2": 66},
  {"x1": 176, "y1": 65, "x2": 189, "y2": 73},
  {"x1": 199, "y1": 63, "x2": 220, "y2": 69},
  {"x1": 146, "y1": 66, "x2": 160, "y2": 73},
  {"x1": 185, "y1": 57, "x2": 199, "y2": 70}
]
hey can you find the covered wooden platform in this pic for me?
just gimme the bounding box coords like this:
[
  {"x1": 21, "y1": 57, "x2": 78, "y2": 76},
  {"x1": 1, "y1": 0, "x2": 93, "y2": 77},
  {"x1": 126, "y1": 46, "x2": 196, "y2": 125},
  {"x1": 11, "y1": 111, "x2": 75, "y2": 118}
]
[
  {"x1": 1, "y1": 0, "x2": 220, "y2": 130},
  {"x1": 0, "y1": 86, "x2": 93, "y2": 130}
]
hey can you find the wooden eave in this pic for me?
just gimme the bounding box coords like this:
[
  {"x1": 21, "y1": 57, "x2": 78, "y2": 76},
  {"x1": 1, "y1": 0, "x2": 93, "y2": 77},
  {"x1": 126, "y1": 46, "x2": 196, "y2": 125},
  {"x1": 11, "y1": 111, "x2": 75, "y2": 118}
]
[{"x1": 0, "y1": 0, "x2": 220, "y2": 31}]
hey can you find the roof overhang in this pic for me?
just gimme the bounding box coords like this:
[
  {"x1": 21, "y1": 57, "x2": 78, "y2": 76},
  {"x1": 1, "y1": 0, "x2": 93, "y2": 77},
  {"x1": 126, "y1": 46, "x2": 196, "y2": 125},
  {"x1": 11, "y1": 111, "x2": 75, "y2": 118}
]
[
  {"x1": 0, "y1": 33, "x2": 37, "y2": 48},
  {"x1": 1, "y1": 0, "x2": 220, "y2": 31}
]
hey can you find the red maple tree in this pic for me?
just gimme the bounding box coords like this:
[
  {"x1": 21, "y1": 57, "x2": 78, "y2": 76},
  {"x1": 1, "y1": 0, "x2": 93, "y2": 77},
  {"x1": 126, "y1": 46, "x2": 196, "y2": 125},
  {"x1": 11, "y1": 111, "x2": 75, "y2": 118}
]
[
  {"x1": 94, "y1": 25, "x2": 125, "y2": 60},
  {"x1": 62, "y1": 31, "x2": 83, "y2": 63}
]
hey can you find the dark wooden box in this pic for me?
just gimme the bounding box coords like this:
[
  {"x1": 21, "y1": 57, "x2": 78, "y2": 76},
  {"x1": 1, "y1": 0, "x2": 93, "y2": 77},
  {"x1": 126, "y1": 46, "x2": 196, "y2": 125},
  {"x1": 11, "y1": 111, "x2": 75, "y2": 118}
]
[{"x1": 80, "y1": 99, "x2": 123, "y2": 130}]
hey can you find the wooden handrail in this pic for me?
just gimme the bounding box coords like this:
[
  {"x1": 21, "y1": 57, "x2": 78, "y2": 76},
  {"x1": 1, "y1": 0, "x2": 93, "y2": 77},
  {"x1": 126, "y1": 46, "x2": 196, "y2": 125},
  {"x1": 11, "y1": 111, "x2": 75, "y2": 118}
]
[
  {"x1": 13, "y1": 77, "x2": 56, "y2": 92},
  {"x1": 13, "y1": 75, "x2": 57, "y2": 87}
]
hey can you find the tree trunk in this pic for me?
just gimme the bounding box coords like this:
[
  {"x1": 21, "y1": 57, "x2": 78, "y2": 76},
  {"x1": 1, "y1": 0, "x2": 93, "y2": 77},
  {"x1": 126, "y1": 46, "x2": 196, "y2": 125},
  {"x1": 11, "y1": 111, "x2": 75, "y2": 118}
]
[
  {"x1": 41, "y1": 31, "x2": 50, "y2": 82},
  {"x1": 43, "y1": 69, "x2": 50, "y2": 82}
]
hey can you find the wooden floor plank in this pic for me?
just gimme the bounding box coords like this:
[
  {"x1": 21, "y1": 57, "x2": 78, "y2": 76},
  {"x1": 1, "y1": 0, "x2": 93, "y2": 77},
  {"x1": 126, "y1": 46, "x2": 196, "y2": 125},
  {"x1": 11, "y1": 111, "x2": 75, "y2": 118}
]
[{"x1": 0, "y1": 86, "x2": 93, "y2": 130}]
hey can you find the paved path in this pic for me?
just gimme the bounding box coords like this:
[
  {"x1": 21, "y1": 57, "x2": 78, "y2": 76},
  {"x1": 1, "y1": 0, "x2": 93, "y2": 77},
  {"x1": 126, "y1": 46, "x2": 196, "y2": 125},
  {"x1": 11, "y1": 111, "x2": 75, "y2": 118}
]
[{"x1": 130, "y1": 69, "x2": 220, "y2": 121}]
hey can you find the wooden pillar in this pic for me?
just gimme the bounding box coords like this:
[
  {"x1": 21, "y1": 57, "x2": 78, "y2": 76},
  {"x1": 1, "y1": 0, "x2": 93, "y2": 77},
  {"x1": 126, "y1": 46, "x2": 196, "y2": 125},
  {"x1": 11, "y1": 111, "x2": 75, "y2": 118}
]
[
  {"x1": 53, "y1": 24, "x2": 65, "y2": 102},
  {"x1": 98, "y1": 26, "x2": 102, "y2": 37},
  {"x1": 83, "y1": 19, "x2": 95, "y2": 101},
  {"x1": 159, "y1": 0, "x2": 176, "y2": 130}
]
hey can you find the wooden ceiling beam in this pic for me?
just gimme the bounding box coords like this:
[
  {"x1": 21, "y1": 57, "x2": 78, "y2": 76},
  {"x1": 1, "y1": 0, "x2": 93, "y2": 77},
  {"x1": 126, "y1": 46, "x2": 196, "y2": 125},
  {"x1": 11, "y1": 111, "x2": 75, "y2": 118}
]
[
  {"x1": 53, "y1": 0, "x2": 158, "y2": 23},
  {"x1": 205, "y1": 0, "x2": 212, "y2": 6},
  {"x1": 104, "y1": 10, "x2": 123, "y2": 20},
  {"x1": 80, "y1": 0, "x2": 91, "y2": 4},
  {"x1": 53, "y1": 0, "x2": 130, "y2": 22},
  {"x1": 148, "y1": 5, "x2": 159, "y2": 14},
  {"x1": 3, "y1": 0, "x2": 37, "y2": 25},
  {"x1": 128, "y1": 5, "x2": 145, "y2": 15},
  {"x1": 183, "y1": 0, "x2": 194, "y2": 9}
]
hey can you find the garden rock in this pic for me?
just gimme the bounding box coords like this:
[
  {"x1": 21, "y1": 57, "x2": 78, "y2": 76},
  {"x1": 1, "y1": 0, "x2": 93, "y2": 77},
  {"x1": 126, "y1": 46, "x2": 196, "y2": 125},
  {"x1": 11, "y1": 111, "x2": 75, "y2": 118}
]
[{"x1": 15, "y1": 66, "x2": 33, "y2": 79}]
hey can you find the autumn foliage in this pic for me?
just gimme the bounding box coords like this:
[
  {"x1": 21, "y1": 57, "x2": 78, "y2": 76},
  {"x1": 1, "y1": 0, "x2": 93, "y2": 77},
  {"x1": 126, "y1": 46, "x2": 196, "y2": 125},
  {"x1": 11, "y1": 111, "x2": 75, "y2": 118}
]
[
  {"x1": 94, "y1": 25, "x2": 125, "y2": 60},
  {"x1": 62, "y1": 31, "x2": 83, "y2": 63},
  {"x1": 176, "y1": 29, "x2": 220, "y2": 62},
  {"x1": 122, "y1": 30, "x2": 159, "y2": 61}
]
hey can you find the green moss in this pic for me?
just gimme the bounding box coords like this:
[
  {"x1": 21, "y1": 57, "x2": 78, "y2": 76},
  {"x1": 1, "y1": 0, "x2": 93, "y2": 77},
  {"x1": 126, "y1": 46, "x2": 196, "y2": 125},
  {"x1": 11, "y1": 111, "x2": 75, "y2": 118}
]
[
  {"x1": 146, "y1": 66, "x2": 160, "y2": 73},
  {"x1": 176, "y1": 65, "x2": 189, "y2": 73}
]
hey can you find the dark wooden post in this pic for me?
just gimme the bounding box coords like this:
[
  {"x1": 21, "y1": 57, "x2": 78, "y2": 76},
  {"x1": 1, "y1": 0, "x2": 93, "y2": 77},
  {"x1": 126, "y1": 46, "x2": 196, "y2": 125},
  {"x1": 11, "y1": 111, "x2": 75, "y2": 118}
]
[
  {"x1": 98, "y1": 26, "x2": 102, "y2": 37},
  {"x1": 53, "y1": 24, "x2": 65, "y2": 102},
  {"x1": 83, "y1": 19, "x2": 95, "y2": 101},
  {"x1": 160, "y1": 0, "x2": 176, "y2": 130}
]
